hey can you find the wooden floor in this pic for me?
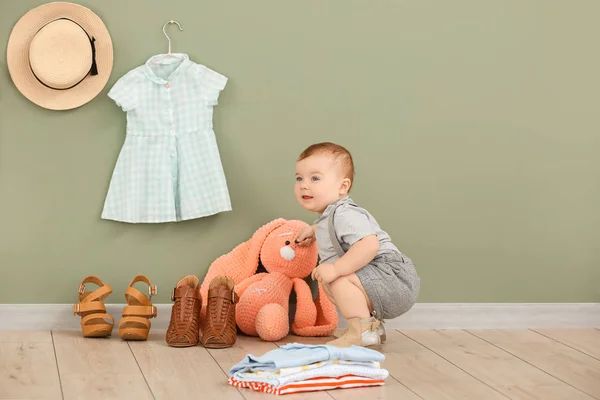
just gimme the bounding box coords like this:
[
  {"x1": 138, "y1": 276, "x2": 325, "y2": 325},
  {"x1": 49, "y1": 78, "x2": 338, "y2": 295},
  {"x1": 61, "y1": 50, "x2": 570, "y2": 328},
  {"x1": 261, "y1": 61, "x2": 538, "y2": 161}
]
[{"x1": 1, "y1": 328, "x2": 599, "y2": 400}]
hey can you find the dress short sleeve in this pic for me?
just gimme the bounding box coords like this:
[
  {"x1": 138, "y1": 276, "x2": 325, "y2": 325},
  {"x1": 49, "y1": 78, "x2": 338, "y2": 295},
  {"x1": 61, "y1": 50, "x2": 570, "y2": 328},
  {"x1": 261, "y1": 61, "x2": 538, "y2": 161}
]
[
  {"x1": 334, "y1": 206, "x2": 377, "y2": 247},
  {"x1": 107, "y1": 70, "x2": 139, "y2": 112},
  {"x1": 195, "y1": 64, "x2": 228, "y2": 106}
]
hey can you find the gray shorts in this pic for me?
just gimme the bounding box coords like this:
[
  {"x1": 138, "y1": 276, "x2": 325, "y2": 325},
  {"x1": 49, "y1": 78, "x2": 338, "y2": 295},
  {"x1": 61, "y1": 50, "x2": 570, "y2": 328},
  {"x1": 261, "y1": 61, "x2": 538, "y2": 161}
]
[{"x1": 355, "y1": 251, "x2": 420, "y2": 320}]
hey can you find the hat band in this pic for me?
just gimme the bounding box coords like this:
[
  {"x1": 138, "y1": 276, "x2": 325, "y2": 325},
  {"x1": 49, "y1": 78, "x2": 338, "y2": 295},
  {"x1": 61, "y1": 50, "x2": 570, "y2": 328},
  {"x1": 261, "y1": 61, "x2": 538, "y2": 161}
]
[{"x1": 29, "y1": 18, "x2": 98, "y2": 91}]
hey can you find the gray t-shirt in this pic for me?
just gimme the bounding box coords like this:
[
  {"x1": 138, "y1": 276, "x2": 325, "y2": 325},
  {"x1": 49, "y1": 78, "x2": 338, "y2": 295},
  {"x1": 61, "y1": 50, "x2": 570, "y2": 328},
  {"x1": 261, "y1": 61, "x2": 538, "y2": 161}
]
[{"x1": 314, "y1": 196, "x2": 400, "y2": 265}]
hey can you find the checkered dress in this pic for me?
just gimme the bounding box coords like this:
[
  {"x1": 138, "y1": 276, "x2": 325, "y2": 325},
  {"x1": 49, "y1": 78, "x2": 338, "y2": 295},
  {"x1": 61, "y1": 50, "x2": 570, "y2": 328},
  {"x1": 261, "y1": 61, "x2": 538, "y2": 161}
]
[{"x1": 101, "y1": 54, "x2": 231, "y2": 223}]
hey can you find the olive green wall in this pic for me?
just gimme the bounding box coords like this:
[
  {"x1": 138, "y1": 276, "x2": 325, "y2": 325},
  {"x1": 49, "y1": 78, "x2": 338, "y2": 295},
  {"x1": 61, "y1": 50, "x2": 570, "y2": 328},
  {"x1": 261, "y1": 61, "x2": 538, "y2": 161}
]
[{"x1": 1, "y1": 0, "x2": 599, "y2": 304}]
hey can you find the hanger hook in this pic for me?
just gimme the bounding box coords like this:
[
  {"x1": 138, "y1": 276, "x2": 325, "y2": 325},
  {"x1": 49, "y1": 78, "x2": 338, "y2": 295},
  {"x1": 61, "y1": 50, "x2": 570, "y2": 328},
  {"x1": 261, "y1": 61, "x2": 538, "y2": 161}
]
[{"x1": 162, "y1": 20, "x2": 183, "y2": 54}]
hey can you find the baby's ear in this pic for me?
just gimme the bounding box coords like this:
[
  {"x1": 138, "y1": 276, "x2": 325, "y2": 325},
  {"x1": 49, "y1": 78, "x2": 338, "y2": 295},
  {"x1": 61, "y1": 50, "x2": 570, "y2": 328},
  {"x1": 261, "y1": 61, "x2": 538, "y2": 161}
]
[{"x1": 340, "y1": 178, "x2": 352, "y2": 195}]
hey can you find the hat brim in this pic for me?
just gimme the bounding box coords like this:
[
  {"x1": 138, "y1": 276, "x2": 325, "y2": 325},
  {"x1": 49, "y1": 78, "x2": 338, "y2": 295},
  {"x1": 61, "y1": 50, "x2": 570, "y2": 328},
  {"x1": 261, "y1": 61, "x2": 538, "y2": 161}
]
[{"x1": 6, "y1": 2, "x2": 113, "y2": 111}]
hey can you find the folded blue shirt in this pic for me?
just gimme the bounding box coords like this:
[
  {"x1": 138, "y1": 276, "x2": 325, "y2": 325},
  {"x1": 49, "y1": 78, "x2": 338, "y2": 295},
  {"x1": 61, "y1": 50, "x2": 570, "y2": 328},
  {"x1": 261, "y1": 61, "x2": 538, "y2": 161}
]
[{"x1": 228, "y1": 342, "x2": 385, "y2": 376}]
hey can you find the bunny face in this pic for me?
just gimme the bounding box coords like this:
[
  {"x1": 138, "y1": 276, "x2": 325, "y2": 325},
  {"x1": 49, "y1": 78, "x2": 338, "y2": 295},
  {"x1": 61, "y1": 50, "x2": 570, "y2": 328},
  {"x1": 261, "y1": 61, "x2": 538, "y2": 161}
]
[{"x1": 259, "y1": 220, "x2": 318, "y2": 279}]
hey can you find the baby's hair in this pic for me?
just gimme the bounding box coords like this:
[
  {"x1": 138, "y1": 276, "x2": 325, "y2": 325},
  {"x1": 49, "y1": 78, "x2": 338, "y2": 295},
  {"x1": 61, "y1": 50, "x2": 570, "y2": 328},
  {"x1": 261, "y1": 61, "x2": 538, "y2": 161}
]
[{"x1": 297, "y1": 142, "x2": 355, "y2": 186}]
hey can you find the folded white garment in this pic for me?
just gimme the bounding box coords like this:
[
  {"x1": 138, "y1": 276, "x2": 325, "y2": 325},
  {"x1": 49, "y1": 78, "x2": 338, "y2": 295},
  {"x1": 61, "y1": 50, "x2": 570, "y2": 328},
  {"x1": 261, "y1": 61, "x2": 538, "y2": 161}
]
[{"x1": 240, "y1": 359, "x2": 381, "y2": 379}]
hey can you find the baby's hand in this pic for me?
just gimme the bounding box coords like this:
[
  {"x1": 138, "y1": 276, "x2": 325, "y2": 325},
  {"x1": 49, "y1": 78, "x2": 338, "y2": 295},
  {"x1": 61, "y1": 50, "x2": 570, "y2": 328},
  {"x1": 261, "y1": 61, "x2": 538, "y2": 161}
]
[
  {"x1": 311, "y1": 263, "x2": 338, "y2": 284},
  {"x1": 294, "y1": 225, "x2": 315, "y2": 246}
]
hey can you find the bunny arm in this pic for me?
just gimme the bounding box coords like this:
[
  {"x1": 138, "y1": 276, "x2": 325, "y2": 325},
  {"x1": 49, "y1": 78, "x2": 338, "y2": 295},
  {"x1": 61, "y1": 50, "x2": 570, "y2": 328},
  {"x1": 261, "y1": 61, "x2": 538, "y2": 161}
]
[
  {"x1": 290, "y1": 278, "x2": 317, "y2": 330},
  {"x1": 291, "y1": 280, "x2": 339, "y2": 337},
  {"x1": 235, "y1": 273, "x2": 269, "y2": 297}
]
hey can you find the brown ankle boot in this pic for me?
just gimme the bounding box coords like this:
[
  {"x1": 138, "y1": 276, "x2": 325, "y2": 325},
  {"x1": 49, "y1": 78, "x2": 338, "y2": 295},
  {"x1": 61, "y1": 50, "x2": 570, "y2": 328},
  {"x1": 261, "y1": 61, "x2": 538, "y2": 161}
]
[
  {"x1": 166, "y1": 275, "x2": 202, "y2": 347},
  {"x1": 200, "y1": 275, "x2": 238, "y2": 348},
  {"x1": 326, "y1": 317, "x2": 382, "y2": 349}
]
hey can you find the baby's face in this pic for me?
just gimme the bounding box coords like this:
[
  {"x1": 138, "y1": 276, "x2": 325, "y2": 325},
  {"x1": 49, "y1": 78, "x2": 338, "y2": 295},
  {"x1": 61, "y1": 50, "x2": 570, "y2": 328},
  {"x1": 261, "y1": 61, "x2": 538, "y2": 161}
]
[{"x1": 295, "y1": 153, "x2": 349, "y2": 214}]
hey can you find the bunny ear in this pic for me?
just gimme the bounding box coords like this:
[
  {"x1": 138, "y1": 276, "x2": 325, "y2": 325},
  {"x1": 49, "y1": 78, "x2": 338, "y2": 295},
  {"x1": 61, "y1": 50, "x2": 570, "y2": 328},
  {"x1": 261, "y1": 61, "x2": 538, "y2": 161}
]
[{"x1": 243, "y1": 218, "x2": 288, "y2": 272}]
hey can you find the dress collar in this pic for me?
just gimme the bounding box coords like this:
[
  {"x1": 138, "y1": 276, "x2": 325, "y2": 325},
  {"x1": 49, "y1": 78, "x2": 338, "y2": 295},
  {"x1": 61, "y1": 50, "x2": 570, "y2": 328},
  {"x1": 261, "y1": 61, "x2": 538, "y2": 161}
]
[{"x1": 143, "y1": 53, "x2": 190, "y2": 85}]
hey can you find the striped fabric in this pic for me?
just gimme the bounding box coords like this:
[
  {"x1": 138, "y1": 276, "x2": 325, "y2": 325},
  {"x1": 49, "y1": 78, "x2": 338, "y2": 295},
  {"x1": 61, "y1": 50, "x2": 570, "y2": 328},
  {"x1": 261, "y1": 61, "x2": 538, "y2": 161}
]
[
  {"x1": 229, "y1": 375, "x2": 385, "y2": 395},
  {"x1": 229, "y1": 360, "x2": 388, "y2": 395},
  {"x1": 102, "y1": 53, "x2": 231, "y2": 223}
]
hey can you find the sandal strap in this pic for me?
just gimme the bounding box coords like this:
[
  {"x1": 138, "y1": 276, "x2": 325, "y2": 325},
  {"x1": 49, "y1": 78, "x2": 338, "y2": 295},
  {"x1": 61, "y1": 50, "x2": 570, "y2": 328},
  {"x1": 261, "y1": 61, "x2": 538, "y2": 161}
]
[
  {"x1": 81, "y1": 313, "x2": 114, "y2": 326},
  {"x1": 118, "y1": 316, "x2": 151, "y2": 329},
  {"x1": 79, "y1": 276, "x2": 106, "y2": 290},
  {"x1": 126, "y1": 275, "x2": 157, "y2": 298},
  {"x1": 171, "y1": 286, "x2": 202, "y2": 301},
  {"x1": 125, "y1": 287, "x2": 153, "y2": 305},
  {"x1": 122, "y1": 305, "x2": 157, "y2": 318},
  {"x1": 73, "y1": 301, "x2": 107, "y2": 315},
  {"x1": 82, "y1": 285, "x2": 113, "y2": 302},
  {"x1": 208, "y1": 287, "x2": 238, "y2": 304},
  {"x1": 77, "y1": 276, "x2": 112, "y2": 302}
]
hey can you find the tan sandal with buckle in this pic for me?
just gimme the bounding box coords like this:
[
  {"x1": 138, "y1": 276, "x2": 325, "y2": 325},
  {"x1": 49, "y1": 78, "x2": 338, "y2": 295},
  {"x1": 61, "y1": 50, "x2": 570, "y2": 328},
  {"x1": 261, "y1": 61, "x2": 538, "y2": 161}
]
[
  {"x1": 73, "y1": 276, "x2": 114, "y2": 338},
  {"x1": 118, "y1": 275, "x2": 157, "y2": 341}
]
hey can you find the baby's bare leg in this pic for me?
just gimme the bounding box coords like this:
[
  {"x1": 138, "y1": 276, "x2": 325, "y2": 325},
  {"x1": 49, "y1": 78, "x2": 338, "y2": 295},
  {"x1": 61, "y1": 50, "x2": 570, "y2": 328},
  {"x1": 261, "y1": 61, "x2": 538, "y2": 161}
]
[
  {"x1": 323, "y1": 283, "x2": 337, "y2": 306},
  {"x1": 328, "y1": 273, "x2": 373, "y2": 319}
]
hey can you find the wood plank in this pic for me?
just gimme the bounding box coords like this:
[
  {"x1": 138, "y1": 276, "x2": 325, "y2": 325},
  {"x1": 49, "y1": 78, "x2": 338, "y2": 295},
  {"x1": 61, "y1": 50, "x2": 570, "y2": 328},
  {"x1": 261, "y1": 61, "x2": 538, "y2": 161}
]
[
  {"x1": 325, "y1": 375, "x2": 422, "y2": 400},
  {"x1": 208, "y1": 334, "x2": 334, "y2": 399},
  {"x1": 533, "y1": 329, "x2": 600, "y2": 360},
  {"x1": 381, "y1": 330, "x2": 509, "y2": 400},
  {"x1": 207, "y1": 334, "x2": 279, "y2": 378},
  {"x1": 129, "y1": 330, "x2": 243, "y2": 400},
  {"x1": 53, "y1": 330, "x2": 153, "y2": 400},
  {"x1": 0, "y1": 338, "x2": 62, "y2": 399},
  {"x1": 470, "y1": 329, "x2": 600, "y2": 398},
  {"x1": 0, "y1": 330, "x2": 52, "y2": 343},
  {"x1": 276, "y1": 334, "x2": 333, "y2": 346},
  {"x1": 275, "y1": 334, "x2": 422, "y2": 400},
  {"x1": 500, "y1": 386, "x2": 600, "y2": 400},
  {"x1": 402, "y1": 329, "x2": 594, "y2": 400},
  {"x1": 280, "y1": 332, "x2": 505, "y2": 400}
]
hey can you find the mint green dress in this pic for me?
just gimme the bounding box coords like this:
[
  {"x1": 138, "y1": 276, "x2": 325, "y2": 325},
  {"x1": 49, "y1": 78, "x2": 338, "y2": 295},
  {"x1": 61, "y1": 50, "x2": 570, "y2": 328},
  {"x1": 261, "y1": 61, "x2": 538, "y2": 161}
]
[{"x1": 102, "y1": 53, "x2": 231, "y2": 223}]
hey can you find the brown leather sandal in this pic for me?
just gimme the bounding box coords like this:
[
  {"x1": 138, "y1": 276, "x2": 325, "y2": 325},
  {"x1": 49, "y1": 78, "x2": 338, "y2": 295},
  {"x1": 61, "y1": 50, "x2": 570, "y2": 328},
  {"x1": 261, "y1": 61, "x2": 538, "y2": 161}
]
[
  {"x1": 118, "y1": 275, "x2": 157, "y2": 341},
  {"x1": 73, "y1": 276, "x2": 114, "y2": 338},
  {"x1": 201, "y1": 275, "x2": 238, "y2": 349},
  {"x1": 166, "y1": 275, "x2": 202, "y2": 347}
]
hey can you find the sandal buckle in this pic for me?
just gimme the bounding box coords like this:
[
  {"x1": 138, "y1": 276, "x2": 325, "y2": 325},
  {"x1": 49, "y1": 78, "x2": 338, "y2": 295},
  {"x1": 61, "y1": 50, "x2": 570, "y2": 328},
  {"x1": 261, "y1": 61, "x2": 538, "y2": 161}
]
[
  {"x1": 232, "y1": 290, "x2": 238, "y2": 304},
  {"x1": 73, "y1": 304, "x2": 80, "y2": 315},
  {"x1": 171, "y1": 288, "x2": 176, "y2": 301},
  {"x1": 78, "y1": 284, "x2": 85, "y2": 294},
  {"x1": 149, "y1": 285, "x2": 157, "y2": 297}
]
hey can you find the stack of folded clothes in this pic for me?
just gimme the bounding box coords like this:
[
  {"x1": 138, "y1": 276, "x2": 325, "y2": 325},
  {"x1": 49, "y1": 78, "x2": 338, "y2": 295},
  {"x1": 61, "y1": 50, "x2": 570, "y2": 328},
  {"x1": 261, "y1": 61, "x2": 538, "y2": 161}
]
[{"x1": 227, "y1": 343, "x2": 388, "y2": 395}]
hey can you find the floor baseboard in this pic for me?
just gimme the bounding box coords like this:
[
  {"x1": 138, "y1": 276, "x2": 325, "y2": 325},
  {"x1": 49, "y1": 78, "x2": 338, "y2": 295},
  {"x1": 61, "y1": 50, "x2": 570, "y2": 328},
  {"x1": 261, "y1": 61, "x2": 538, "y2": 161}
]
[
  {"x1": 376, "y1": 302, "x2": 600, "y2": 330},
  {"x1": 1, "y1": 303, "x2": 598, "y2": 331}
]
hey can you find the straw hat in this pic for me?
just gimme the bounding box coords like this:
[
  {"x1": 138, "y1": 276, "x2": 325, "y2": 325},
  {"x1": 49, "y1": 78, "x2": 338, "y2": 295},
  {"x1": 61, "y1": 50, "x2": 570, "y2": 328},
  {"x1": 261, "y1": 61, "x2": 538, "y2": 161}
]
[{"x1": 6, "y1": 2, "x2": 113, "y2": 110}]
